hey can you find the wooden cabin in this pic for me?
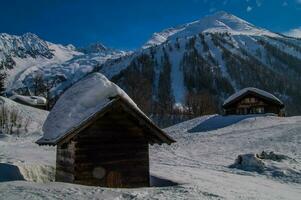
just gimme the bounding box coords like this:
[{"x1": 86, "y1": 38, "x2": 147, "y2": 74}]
[
  {"x1": 223, "y1": 87, "x2": 284, "y2": 116},
  {"x1": 37, "y1": 96, "x2": 175, "y2": 188}
]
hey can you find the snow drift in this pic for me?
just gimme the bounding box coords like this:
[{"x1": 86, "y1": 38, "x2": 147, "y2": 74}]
[
  {"x1": 0, "y1": 96, "x2": 48, "y2": 134},
  {"x1": 230, "y1": 151, "x2": 301, "y2": 183},
  {"x1": 0, "y1": 97, "x2": 52, "y2": 183}
]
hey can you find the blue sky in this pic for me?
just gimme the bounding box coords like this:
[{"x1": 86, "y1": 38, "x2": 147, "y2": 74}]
[{"x1": 0, "y1": 0, "x2": 301, "y2": 50}]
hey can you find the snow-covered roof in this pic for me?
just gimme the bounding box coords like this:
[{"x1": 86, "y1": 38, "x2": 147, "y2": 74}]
[
  {"x1": 36, "y1": 73, "x2": 174, "y2": 145},
  {"x1": 10, "y1": 95, "x2": 47, "y2": 106},
  {"x1": 223, "y1": 87, "x2": 284, "y2": 107}
]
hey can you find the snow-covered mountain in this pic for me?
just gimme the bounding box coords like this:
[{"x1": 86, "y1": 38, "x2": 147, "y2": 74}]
[
  {"x1": 0, "y1": 32, "x2": 55, "y2": 61},
  {"x1": 10, "y1": 48, "x2": 129, "y2": 98},
  {"x1": 143, "y1": 11, "x2": 280, "y2": 49},
  {"x1": 77, "y1": 43, "x2": 121, "y2": 54},
  {"x1": 0, "y1": 33, "x2": 129, "y2": 99},
  {"x1": 4, "y1": 12, "x2": 301, "y2": 116},
  {"x1": 0, "y1": 32, "x2": 82, "y2": 90},
  {"x1": 98, "y1": 11, "x2": 301, "y2": 116}
]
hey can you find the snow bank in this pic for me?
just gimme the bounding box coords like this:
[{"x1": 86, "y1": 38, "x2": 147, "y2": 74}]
[
  {"x1": 17, "y1": 164, "x2": 55, "y2": 183},
  {"x1": 39, "y1": 73, "x2": 137, "y2": 143},
  {"x1": 0, "y1": 163, "x2": 54, "y2": 183},
  {"x1": 0, "y1": 96, "x2": 48, "y2": 134},
  {"x1": 230, "y1": 153, "x2": 265, "y2": 172},
  {"x1": 0, "y1": 136, "x2": 56, "y2": 183},
  {"x1": 0, "y1": 97, "x2": 53, "y2": 183},
  {"x1": 230, "y1": 151, "x2": 301, "y2": 183}
]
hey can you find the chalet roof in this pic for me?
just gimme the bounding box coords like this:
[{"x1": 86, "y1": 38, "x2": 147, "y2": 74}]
[
  {"x1": 10, "y1": 94, "x2": 47, "y2": 106},
  {"x1": 223, "y1": 87, "x2": 284, "y2": 108},
  {"x1": 36, "y1": 73, "x2": 175, "y2": 146}
]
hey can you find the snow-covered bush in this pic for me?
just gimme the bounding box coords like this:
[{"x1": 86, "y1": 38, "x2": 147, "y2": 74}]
[
  {"x1": 0, "y1": 105, "x2": 28, "y2": 135},
  {"x1": 257, "y1": 151, "x2": 289, "y2": 161},
  {"x1": 230, "y1": 153, "x2": 265, "y2": 172}
]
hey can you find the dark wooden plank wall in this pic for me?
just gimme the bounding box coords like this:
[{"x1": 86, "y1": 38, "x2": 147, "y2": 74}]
[
  {"x1": 56, "y1": 107, "x2": 150, "y2": 188},
  {"x1": 55, "y1": 140, "x2": 76, "y2": 182}
]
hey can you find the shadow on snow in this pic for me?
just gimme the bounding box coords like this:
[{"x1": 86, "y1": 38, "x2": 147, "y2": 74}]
[
  {"x1": 0, "y1": 163, "x2": 25, "y2": 182},
  {"x1": 150, "y1": 175, "x2": 179, "y2": 187},
  {"x1": 188, "y1": 114, "x2": 266, "y2": 133},
  {"x1": 0, "y1": 163, "x2": 179, "y2": 187}
]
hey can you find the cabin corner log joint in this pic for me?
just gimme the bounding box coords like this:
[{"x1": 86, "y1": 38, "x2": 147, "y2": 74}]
[
  {"x1": 37, "y1": 96, "x2": 175, "y2": 188},
  {"x1": 222, "y1": 87, "x2": 285, "y2": 116}
]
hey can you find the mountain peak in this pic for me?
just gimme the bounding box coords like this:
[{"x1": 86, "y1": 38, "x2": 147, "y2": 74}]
[
  {"x1": 210, "y1": 10, "x2": 232, "y2": 18},
  {"x1": 78, "y1": 42, "x2": 108, "y2": 54},
  {"x1": 0, "y1": 32, "x2": 41, "y2": 41},
  {"x1": 143, "y1": 11, "x2": 279, "y2": 49},
  {"x1": 22, "y1": 32, "x2": 40, "y2": 38}
]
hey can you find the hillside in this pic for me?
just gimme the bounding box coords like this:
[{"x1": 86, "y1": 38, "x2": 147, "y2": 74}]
[
  {"x1": 3, "y1": 12, "x2": 301, "y2": 118},
  {"x1": 99, "y1": 11, "x2": 301, "y2": 117},
  {"x1": 0, "y1": 114, "x2": 300, "y2": 199},
  {"x1": 0, "y1": 96, "x2": 48, "y2": 135}
]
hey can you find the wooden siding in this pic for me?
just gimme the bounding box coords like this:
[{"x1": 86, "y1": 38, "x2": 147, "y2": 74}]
[
  {"x1": 224, "y1": 94, "x2": 283, "y2": 116},
  {"x1": 55, "y1": 106, "x2": 150, "y2": 188},
  {"x1": 55, "y1": 140, "x2": 76, "y2": 182}
]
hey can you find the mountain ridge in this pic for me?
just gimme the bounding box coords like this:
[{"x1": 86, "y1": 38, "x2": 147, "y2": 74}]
[
  {"x1": 2, "y1": 12, "x2": 301, "y2": 120},
  {"x1": 98, "y1": 12, "x2": 301, "y2": 119},
  {"x1": 143, "y1": 11, "x2": 280, "y2": 49}
]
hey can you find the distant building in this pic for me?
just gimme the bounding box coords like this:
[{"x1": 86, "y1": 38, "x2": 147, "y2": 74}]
[
  {"x1": 9, "y1": 95, "x2": 47, "y2": 110},
  {"x1": 222, "y1": 87, "x2": 284, "y2": 116}
]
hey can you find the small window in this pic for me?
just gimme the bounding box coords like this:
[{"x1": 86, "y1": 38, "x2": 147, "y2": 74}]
[{"x1": 256, "y1": 107, "x2": 265, "y2": 114}]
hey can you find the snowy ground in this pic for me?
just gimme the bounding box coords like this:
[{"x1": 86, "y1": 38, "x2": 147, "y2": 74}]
[{"x1": 0, "y1": 113, "x2": 301, "y2": 199}]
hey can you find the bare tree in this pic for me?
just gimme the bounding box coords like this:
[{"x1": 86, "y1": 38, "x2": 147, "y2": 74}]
[
  {"x1": 31, "y1": 72, "x2": 59, "y2": 109},
  {"x1": 0, "y1": 103, "x2": 31, "y2": 135},
  {"x1": 122, "y1": 71, "x2": 153, "y2": 114},
  {"x1": 32, "y1": 72, "x2": 45, "y2": 96},
  {"x1": 186, "y1": 91, "x2": 218, "y2": 117},
  {"x1": 24, "y1": 118, "x2": 30, "y2": 133},
  {"x1": 0, "y1": 72, "x2": 6, "y2": 96}
]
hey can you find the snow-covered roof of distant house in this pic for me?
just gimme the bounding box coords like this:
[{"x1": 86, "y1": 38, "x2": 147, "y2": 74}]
[
  {"x1": 223, "y1": 87, "x2": 284, "y2": 107},
  {"x1": 10, "y1": 94, "x2": 47, "y2": 106},
  {"x1": 36, "y1": 73, "x2": 175, "y2": 145}
]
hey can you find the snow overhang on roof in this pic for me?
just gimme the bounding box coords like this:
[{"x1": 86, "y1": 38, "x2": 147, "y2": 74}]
[{"x1": 223, "y1": 87, "x2": 284, "y2": 108}]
